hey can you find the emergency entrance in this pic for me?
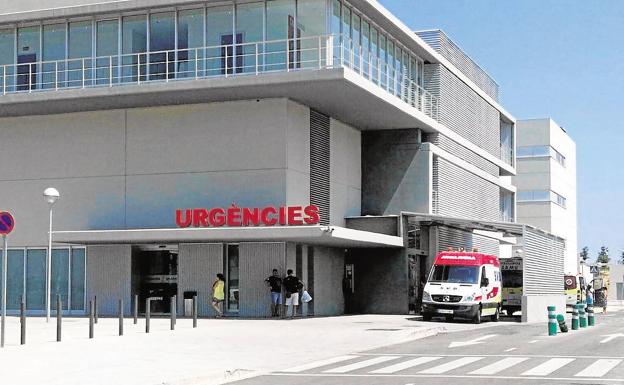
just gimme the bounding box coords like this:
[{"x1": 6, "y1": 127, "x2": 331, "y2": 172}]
[{"x1": 131, "y1": 245, "x2": 178, "y2": 314}]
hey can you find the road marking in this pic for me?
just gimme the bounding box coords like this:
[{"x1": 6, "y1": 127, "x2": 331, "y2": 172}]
[
  {"x1": 469, "y1": 357, "x2": 529, "y2": 375},
  {"x1": 419, "y1": 357, "x2": 485, "y2": 374},
  {"x1": 357, "y1": 353, "x2": 624, "y2": 359},
  {"x1": 323, "y1": 356, "x2": 400, "y2": 373},
  {"x1": 505, "y1": 348, "x2": 517, "y2": 352},
  {"x1": 528, "y1": 340, "x2": 540, "y2": 344},
  {"x1": 282, "y1": 355, "x2": 360, "y2": 373},
  {"x1": 601, "y1": 334, "x2": 624, "y2": 344},
  {"x1": 449, "y1": 334, "x2": 498, "y2": 348},
  {"x1": 575, "y1": 359, "x2": 622, "y2": 377},
  {"x1": 521, "y1": 358, "x2": 575, "y2": 376},
  {"x1": 269, "y1": 372, "x2": 624, "y2": 382},
  {"x1": 369, "y1": 356, "x2": 442, "y2": 374}
]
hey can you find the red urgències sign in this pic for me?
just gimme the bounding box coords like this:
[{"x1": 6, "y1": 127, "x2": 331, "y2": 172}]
[{"x1": 176, "y1": 204, "x2": 320, "y2": 228}]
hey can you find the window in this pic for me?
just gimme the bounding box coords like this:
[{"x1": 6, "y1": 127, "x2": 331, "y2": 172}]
[
  {"x1": 554, "y1": 192, "x2": 567, "y2": 208},
  {"x1": 331, "y1": 0, "x2": 341, "y2": 62},
  {"x1": 0, "y1": 29, "x2": 16, "y2": 92},
  {"x1": 226, "y1": 244, "x2": 240, "y2": 312},
  {"x1": 361, "y1": 20, "x2": 370, "y2": 77},
  {"x1": 206, "y1": 5, "x2": 234, "y2": 76},
  {"x1": 297, "y1": 0, "x2": 326, "y2": 69},
  {"x1": 70, "y1": 248, "x2": 86, "y2": 311},
  {"x1": 96, "y1": 19, "x2": 119, "y2": 85},
  {"x1": 341, "y1": 5, "x2": 351, "y2": 64},
  {"x1": 17, "y1": 26, "x2": 41, "y2": 91},
  {"x1": 42, "y1": 23, "x2": 66, "y2": 89},
  {"x1": 370, "y1": 27, "x2": 378, "y2": 83},
  {"x1": 517, "y1": 189, "x2": 567, "y2": 208},
  {"x1": 517, "y1": 145, "x2": 549, "y2": 158},
  {"x1": 178, "y1": 8, "x2": 205, "y2": 78},
  {"x1": 149, "y1": 12, "x2": 175, "y2": 80},
  {"x1": 68, "y1": 21, "x2": 93, "y2": 87},
  {"x1": 122, "y1": 15, "x2": 147, "y2": 82},
  {"x1": 51, "y1": 248, "x2": 70, "y2": 310},
  {"x1": 429, "y1": 265, "x2": 479, "y2": 285},
  {"x1": 378, "y1": 33, "x2": 386, "y2": 88},
  {"x1": 351, "y1": 13, "x2": 360, "y2": 71},
  {"x1": 26, "y1": 249, "x2": 46, "y2": 310},
  {"x1": 553, "y1": 148, "x2": 566, "y2": 167},
  {"x1": 266, "y1": 0, "x2": 296, "y2": 71},
  {"x1": 236, "y1": 2, "x2": 263, "y2": 73}
]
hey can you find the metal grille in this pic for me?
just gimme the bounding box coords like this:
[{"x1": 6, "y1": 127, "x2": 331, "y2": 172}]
[
  {"x1": 433, "y1": 156, "x2": 500, "y2": 222},
  {"x1": 432, "y1": 295, "x2": 462, "y2": 303},
  {"x1": 310, "y1": 109, "x2": 330, "y2": 225},
  {"x1": 430, "y1": 133, "x2": 499, "y2": 176},
  {"x1": 417, "y1": 30, "x2": 499, "y2": 101},
  {"x1": 437, "y1": 226, "x2": 500, "y2": 257},
  {"x1": 523, "y1": 228, "x2": 565, "y2": 296}
]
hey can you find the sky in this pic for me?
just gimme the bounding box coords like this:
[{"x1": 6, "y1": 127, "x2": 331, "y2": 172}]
[{"x1": 380, "y1": 0, "x2": 624, "y2": 260}]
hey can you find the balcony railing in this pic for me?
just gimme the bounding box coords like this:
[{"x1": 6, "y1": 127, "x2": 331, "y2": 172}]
[
  {"x1": 0, "y1": 34, "x2": 438, "y2": 121},
  {"x1": 500, "y1": 145, "x2": 514, "y2": 166}
]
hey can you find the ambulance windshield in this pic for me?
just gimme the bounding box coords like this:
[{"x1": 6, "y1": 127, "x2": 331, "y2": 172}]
[{"x1": 429, "y1": 265, "x2": 479, "y2": 284}]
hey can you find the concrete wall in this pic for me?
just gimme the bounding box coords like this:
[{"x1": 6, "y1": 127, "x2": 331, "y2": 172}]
[
  {"x1": 239, "y1": 242, "x2": 286, "y2": 317},
  {"x1": 312, "y1": 246, "x2": 345, "y2": 316},
  {"x1": 522, "y1": 295, "x2": 566, "y2": 323},
  {"x1": 346, "y1": 248, "x2": 408, "y2": 314},
  {"x1": 361, "y1": 129, "x2": 431, "y2": 216},
  {"x1": 177, "y1": 243, "x2": 224, "y2": 317},
  {"x1": 86, "y1": 245, "x2": 132, "y2": 316},
  {"x1": 0, "y1": 98, "x2": 360, "y2": 247},
  {"x1": 329, "y1": 118, "x2": 362, "y2": 225}
]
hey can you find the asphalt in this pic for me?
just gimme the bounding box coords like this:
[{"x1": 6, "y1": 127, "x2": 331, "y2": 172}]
[{"x1": 233, "y1": 309, "x2": 624, "y2": 385}]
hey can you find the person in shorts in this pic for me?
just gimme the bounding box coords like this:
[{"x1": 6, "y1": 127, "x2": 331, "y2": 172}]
[
  {"x1": 265, "y1": 269, "x2": 282, "y2": 317},
  {"x1": 212, "y1": 273, "x2": 225, "y2": 317},
  {"x1": 283, "y1": 269, "x2": 304, "y2": 318}
]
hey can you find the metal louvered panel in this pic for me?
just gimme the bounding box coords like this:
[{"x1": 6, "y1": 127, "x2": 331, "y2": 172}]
[
  {"x1": 417, "y1": 30, "x2": 499, "y2": 101},
  {"x1": 310, "y1": 110, "x2": 330, "y2": 225},
  {"x1": 523, "y1": 228, "x2": 565, "y2": 296},
  {"x1": 238, "y1": 242, "x2": 286, "y2": 318},
  {"x1": 423, "y1": 63, "x2": 501, "y2": 159},
  {"x1": 86, "y1": 245, "x2": 132, "y2": 316},
  {"x1": 430, "y1": 133, "x2": 499, "y2": 176},
  {"x1": 433, "y1": 156, "x2": 500, "y2": 221},
  {"x1": 437, "y1": 226, "x2": 499, "y2": 256},
  {"x1": 177, "y1": 243, "x2": 224, "y2": 317}
]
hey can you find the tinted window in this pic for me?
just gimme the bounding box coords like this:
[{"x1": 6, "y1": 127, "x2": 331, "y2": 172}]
[{"x1": 429, "y1": 265, "x2": 479, "y2": 284}]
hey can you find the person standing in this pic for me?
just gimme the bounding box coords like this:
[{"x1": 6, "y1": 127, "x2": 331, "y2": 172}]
[
  {"x1": 283, "y1": 269, "x2": 303, "y2": 318},
  {"x1": 602, "y1": 286, "x2": 608, "y2": 314},
  {"x1": 265, "y1": 269, "x2": 283, "y2": 317},
  {"x1": 212, "y1": 273, "x2": 225, "y2": 317}
]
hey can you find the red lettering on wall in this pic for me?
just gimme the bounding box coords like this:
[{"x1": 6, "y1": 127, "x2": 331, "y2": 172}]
[
  {"x1": 176, "y1": 209, "x2": 192, "y2": 228},
  {"x1": 192, "y1": 208, "x2": 209, "y2": 227},
  {"x1": 209, "y1": 208, "x2": 226, "y2": 227},
  {"x1": 287, "y1": 206, "x2": 303, "y2": 225},
  {"x1": 304, "y1": 205, "x2": 320, "y2": 225},
  {"x1": 261, "y1": 207, "x2": 278, "y2": 226},
  {"x1": 242, "y1": 207, "x2": 260, "y2": 226}
]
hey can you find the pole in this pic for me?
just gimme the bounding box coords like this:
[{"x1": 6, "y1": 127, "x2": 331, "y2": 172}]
[
  {"x1": 56, "y1": 295, "x2": 62, "y2": 342},
  {"x1": 20, "y1": 297, "x2": 25, "y2": 345},
  {"x1": 170, "y1": 296, "x2": 175, "y2": 331},
  {"x1": 88, "y1": 300, "x2": 94, "y2": 339},
  {"x1": 145, "y1": 298, "x2": 150, "y2": 334},
  {"x1": 547, "y1": 306, "x2": 557, "y2": 336},
  {"x1": 118, "y1": 299, "x2": 123, "y2": 336},
  {"x1": 46, "y1": 208, "x2": 52, "y2": 322},
  {"x1": 94, "y1": 295, "x2": 98, "y2": 324},
  {"x1": 1, "y1": 235, "x2": 7, "y2": 348},
  {"x1": 192, "y1": 295, "x2": 197, "y2": 328},
  {"x1": 133, "y1": 294, "x2": 138, "y2": 325}
]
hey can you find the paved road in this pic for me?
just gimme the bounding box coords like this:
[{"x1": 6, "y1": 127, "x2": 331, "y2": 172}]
[{"x1": 234, "y1": 310, "x2": 624, "y2": 384}]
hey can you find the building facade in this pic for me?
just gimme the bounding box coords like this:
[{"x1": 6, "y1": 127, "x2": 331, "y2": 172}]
[
  {"x1": 514, "y1": 118, "x2": 577, "y2": 274},
  {"x1": 0, "y1": 0, "x2": 562, "y2": 320}
]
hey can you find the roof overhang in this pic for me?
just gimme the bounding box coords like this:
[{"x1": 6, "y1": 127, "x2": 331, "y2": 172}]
[
  {"x1": 52, "y1": 225, "x2": 405, "y2": 248},
  {"x1": 401, "y1": 212, "x2": 525, "y2": 238}
]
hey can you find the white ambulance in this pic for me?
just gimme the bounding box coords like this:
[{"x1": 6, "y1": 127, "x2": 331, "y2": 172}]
[{"x1": 422, "y1": 252, "x2": 503, "y2": 324}]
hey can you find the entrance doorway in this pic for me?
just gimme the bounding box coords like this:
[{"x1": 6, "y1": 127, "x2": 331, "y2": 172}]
[{"x1": 131, "y1": 245, "x2": 178, "y2": 314}]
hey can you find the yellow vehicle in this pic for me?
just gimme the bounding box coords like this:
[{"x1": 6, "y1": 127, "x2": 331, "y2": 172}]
[
  {"x1": 565, "y1": 275, "x2": 586, "y2": 309},
  {"x1": 501, "y1": 258, "x2": 523, "y2": 316}
]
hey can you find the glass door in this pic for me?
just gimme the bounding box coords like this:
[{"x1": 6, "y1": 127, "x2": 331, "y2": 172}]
[{"x1": 225, "y1": 244, "x2": 240, "y2": 313}]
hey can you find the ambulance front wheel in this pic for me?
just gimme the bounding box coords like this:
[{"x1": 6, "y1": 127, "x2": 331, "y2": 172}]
[
  {"x1": 422, "y1": 313, "x2": 432, "y2": 322},
  {"x1": 473, "y1": 306, "x2": 482, "y2": 324}
]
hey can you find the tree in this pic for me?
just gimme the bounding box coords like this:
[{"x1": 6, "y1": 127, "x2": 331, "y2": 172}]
[
  {"x1": 620, "y1": 251, "x2": 624, "y2": 265},
  {"x1": 580, "y1": 246, "x2": 589, "y2": 262},
  {"x1": 597, "y1": 246, "x2": 610, "y2": 264}
]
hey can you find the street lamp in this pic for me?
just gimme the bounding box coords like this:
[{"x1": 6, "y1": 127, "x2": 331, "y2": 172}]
[{"x1": 43, "y1": 187, "x2": 60, "y2": 322}]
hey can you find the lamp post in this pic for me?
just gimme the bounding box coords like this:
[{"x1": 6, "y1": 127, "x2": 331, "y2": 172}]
[{"x1": 43, "y1": 188, "x2": 60, "y2": 323}]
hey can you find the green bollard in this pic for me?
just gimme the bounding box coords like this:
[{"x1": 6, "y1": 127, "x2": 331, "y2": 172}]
[
  {"x1": 548, "y1": 306, "x2": 557, "y2": 336},
  {"x1": 571, "y1": 305, "x2": 579, "y2": 330},
  {"x1": 587, "y1": 303, "x2": 595, "y2": 326},
  {"x1": 579, "y1": 303, "x2": 587, "y2": 328},
  {"x1": 556, "y1": 314, "x2": 568, "y2": 333}
]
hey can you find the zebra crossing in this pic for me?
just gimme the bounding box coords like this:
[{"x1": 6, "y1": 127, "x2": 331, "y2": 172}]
[{"x1": 277, "y1": 354, "x2": 624, "y2": 380}]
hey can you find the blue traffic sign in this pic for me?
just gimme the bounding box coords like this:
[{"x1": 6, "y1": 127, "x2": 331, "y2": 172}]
[{"x1": 0, "y1": 212, "x2": 14, "y2": 235}]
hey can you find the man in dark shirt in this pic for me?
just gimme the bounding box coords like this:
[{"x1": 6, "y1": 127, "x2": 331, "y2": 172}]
[
  {"x1": 265, "y1": 269, "x2": 282, "y2": 317},
  {"x1": 283, "y1": 269, "x2": 304, "y2": 318}
]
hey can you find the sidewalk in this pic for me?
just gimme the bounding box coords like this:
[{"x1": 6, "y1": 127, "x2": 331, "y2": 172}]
[{"x1": 0, "y1": 314, "x2": 500, "y2": 385}]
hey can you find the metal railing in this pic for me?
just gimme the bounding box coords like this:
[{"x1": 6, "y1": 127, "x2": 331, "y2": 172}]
[
  {"x1": 0, "y1": 34, "x2": 438, "y2": 121},
  {"x1": 500, "y1": 145, "x2": 514, "y2": 166}
]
